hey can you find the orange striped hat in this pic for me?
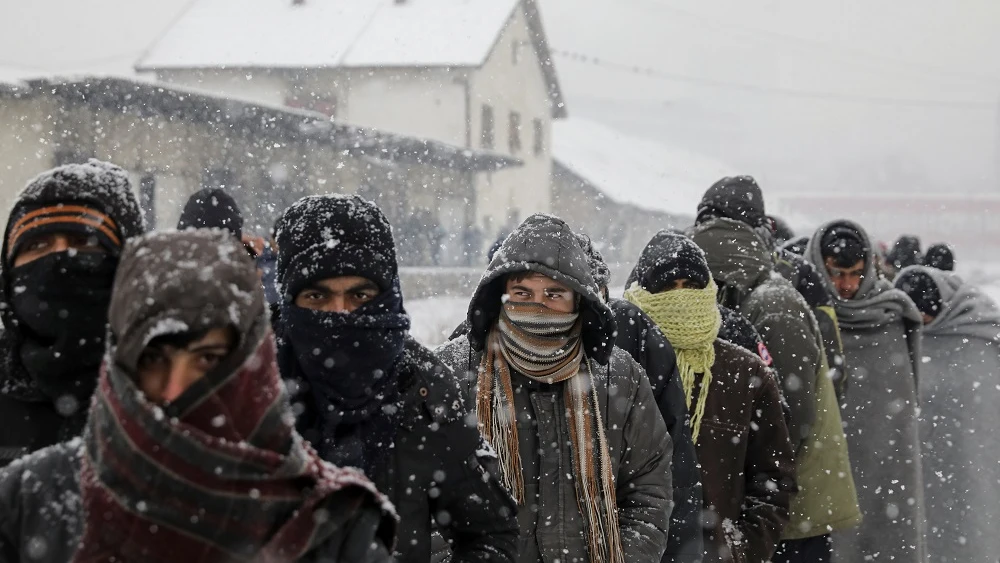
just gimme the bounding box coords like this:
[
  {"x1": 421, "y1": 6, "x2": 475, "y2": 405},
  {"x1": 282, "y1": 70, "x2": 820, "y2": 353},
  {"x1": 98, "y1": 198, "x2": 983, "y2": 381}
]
[{"x1": 7, "y1": 203, "x2": 122, "y2": 260}]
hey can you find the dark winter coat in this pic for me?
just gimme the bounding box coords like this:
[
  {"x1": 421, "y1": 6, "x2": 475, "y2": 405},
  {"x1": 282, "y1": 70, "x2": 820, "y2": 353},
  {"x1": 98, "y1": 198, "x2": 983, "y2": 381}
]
[
  {"x1": 292, "y1": 336, "x2": 520, "y2": 563},
  {"x1": 896, "y1": 266, "x2": 1000, "y2": 563},
  {"x1": 691, "y1": 218, "x2": 860, "y2": 542},
  {"x1": 805, "y1": 220, "x2": 926, "y2": 563},
  {"x1": 692, "y1": 339, "x2": 796, "y2": 563},
  {"x1": 773, "y1": 249, "x2": 848, "y2": 399},
  {"x1": 0, "y1": 441, "x2": 395, "y2": 563},
  {"x1": 717, "y1": 305, "x2": 769, "y2": 362},
  {"x1": 609, "y1": 298, "x2": 703, "y2": 563},
  {"x1": 437, "y1": 214, "x2": 674, "y2": 563}
]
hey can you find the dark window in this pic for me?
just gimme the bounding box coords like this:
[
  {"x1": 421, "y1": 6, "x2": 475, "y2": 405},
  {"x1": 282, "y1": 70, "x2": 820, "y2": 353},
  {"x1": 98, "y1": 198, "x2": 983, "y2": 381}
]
[
  {"x1": 481, "y1": 105, "x2": 495, "y2": 149},
  {"x1": 533, "y1": 118, "x2": 544, "y2": 156},
  {"x1": 509, "y1": 112, "x2": 522, "y2": 153}
]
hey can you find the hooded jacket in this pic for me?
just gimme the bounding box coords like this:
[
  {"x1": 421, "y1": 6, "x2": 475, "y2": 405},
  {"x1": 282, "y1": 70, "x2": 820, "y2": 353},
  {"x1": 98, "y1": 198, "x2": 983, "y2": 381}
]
[
  {"x1": 805, "y1": 220, "x2": 925, "y2": 563},
  {"x1": 0, "y1": 231, "x2": 396, "y2": 562},
  {"x1": 0, "y1": 160, "x2": 146, "y2": 468},
  {"x1": 690, "y1": 218, "x2": 860, "y2": 542},
  {"x1": 895, "y1": 266, "x2": 1000, "y2": 563},
  {"x1": 436, "y1": 214, "x2": 674, "y2": 563}
]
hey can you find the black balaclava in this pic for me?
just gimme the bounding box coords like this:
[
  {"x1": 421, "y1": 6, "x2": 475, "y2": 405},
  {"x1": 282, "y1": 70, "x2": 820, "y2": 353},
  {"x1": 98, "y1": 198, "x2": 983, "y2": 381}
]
[
  {"x1": 274, "y1": 194, "x2": 409, "y2": 477},
  {"x1": 0, "y1": 160, "x2": 145, "y2": 413},
  {"x1": 924, "y1": 243, "x2": 955, "y2": 272}
]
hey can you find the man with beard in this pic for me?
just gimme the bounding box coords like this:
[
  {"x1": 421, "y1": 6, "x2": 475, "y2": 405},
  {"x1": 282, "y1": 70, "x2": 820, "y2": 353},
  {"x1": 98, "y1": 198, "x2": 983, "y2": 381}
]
[
  {"x1": 272, "y1": 195, "x2": 518, "y2": 563},
  {"x1": 436, "y1": 214, "x2": 673, "y2": 563},
  {"x1": 0, "y1": 230, "x2": 397, "y2": 562},
  {"x1": 0, "y1": 160, "x2": 145, "y2": 467},
  {"x1": 895, "y1": 266, "x2": 997, "y2": 563},
  {"x1": 689, "y1": 177, "x2": 860, "y2": 562},
  {"x1": 804, "y1": 221, "x2": 926, "y2": 563}
]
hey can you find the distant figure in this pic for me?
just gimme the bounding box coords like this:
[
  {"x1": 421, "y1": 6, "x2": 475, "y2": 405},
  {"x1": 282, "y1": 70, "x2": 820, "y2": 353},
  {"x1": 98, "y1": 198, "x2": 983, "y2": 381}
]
[
  {"x1": 177, "y1": 187, "x2": 244, "y2": 240},
  {"x1": 923, "y1": 242, "x2": 955, "y2": 271},
  {"x1": 768, "y1": 214, "x2": 795, "y2": 247},
  {"x1": 884, "y1": 234, "x2": 922, "y2": 279}
]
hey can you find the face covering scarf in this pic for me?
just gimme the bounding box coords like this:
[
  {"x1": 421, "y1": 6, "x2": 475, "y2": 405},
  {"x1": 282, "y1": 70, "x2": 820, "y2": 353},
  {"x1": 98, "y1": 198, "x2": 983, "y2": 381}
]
[
  {"x1": 625, "y1": 279, "x2": 722, "y2": 443},
  {"x1": 477, "y1": 301, "x2": 624, "y2": 563},
  {"x1": 8, "y1": 251, "x2": 116, "y2": 411},
  {"x1": 279, "y1": 283, "x2": 410, "y2": 477}
]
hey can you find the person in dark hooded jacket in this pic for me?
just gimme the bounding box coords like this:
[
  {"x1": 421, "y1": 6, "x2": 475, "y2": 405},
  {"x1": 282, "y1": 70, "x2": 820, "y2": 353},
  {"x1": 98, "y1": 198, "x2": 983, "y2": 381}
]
[
  {"x1": 436, "y1": 213, "x2": 674, "y2": 563},
  {"x1": 624, "y1": 230, "x2": 797, "y2": 563},
  {"x1": 176, "y1": 187, "x2": 244, "y2": 240},
  {"x1": 272, "y1": 195, "x2": 519, "y2": 563},
  {"x1": 0, "y1": 230, "x2": 397, "y2": 562},
  {"x1": 0, "y1": 160, "x2": 146, "y2": 468},
  {"x1": 884, "y1": 235, "x2": 922, "y2": 280},
  {"x1": 690, "y1": 177, "x2": 860, "y2": 562}
]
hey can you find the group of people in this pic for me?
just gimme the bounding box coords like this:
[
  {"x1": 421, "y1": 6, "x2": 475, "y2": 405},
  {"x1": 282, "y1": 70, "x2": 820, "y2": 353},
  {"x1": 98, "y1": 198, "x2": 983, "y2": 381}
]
[{"x1": 0, "y1": 161, "x2": 995, "y2": 563}]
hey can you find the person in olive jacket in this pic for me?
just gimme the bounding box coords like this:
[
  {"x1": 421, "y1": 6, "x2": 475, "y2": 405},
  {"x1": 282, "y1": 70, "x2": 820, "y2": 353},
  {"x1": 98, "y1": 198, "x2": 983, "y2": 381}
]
[
  {"x1": 625, "y1": 230, "x2": 797, "y2": 563},
  {"x1": 436, "y1": 214, "x2": 674, "y2": 563}
]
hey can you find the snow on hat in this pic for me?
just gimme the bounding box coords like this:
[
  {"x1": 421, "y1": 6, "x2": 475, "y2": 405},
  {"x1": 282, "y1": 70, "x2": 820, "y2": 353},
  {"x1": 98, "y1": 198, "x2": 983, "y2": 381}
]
[
  {"x1": 274, "y1": 194, "x2": 398, "y2": 300},
  {"x1": 895, "y1": 269, "x2": 942, "y2": 318},
  {"x1": 574, "y1": 232, "x2": 611, "y2": 290},
  {"x1": 820, "y1": 224, "x2": 867, "y2": 267},
  {"x1": 627, "y1": 230, "x2": 711, "y2": 293},
  {"x1": 886, "y1": 235, "x2": 923, "y2": 270},
  {"x1": 696, "y1": 175, "x2": 767, "y2": 228},
  {"x1": 176, "y1": 188, "x2": 244, "y2": 241},
  {"x1": 4, "y1": 159, "x2": 146, "y2": 265},
  {"x1": 924, "y1": 243, "x2": 955, "y2": 271}
]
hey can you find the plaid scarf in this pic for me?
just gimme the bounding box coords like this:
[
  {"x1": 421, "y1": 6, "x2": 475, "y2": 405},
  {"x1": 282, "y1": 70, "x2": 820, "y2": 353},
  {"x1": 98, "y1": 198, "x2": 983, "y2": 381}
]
[
  {"x1": 73, "y1": 327, "x2": 395, "y2": 563},
  {"x1": 477, "y1": 302, "x2": 624, "y2": 563}
]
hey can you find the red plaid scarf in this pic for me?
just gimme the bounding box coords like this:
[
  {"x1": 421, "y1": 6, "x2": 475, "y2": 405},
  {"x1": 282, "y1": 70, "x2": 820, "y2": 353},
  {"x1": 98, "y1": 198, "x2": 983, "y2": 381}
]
[{"x1": 73, "y1": 327, "x2": 395, "y2": 563}]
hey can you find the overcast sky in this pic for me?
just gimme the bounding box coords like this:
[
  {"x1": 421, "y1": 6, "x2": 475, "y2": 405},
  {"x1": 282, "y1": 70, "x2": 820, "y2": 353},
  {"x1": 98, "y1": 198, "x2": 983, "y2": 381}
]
[{"x1": 3, "y1": 0, "x2": 998, "y2": 196}]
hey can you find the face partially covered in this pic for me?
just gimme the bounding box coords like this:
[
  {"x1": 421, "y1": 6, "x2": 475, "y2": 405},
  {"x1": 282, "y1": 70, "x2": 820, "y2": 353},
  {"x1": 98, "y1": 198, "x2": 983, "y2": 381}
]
[
  {"x1": 294, "y1": 276, "x2": 381, "y2": 313},
  {"x1": 136, "y1": 327, "x2": 236, "y2": 405},
  {"x1": 12, "y1": 231, "x2": 106, "y2": 267},
  {"x1": 824, "y1": 258, "x2": 865, "y2": 300},
  {"x1": 504, "y1": 272, "x2": 577, "y2": 313}
]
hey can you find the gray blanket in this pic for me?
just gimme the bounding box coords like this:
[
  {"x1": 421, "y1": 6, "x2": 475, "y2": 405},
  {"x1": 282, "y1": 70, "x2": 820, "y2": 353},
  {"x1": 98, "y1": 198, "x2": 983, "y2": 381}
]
[
  {"x1": 897, "y1": 266, "x2": 1000, "y2": 563},
  {"x1": 806, "y1": 220, "x2": 926, "y2": 563}
]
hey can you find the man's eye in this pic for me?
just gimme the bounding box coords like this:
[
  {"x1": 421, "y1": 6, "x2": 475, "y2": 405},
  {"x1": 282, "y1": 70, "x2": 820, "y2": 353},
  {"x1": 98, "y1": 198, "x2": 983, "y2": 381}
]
[
  {"x1": 26, "y1": 239, "x2": 49, "y2": 251},
  {"x1": 197, "y1": 353, "x2": 225, "y2": 370},
  {"x1": 138, "y1": 352, "x2": 167, "y2": 369},
  {"x1": 355, "y1": 292, "x2": 374, "y2": 301}
]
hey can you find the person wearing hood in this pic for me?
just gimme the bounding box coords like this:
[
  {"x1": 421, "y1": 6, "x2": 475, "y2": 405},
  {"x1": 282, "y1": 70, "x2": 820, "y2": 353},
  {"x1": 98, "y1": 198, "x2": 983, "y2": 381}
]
[
  {"x1": 575, "y1": 231, "x2": 702, "y2": 563},
  {"x1": 624, "y1": 230, "x2": 797, "y2": 563},
  {"x1": 689, "y1": 177, "x2": 860, "y2": 562},
  {"x1": 884, "y1": 235, "x2": 923, "y2": 280},
  {"x1": 436, "y1": 214, "x2": 674, "y2": 563},
  {"x1": 922, "y1": 243, "x2": 954, "y2": 272},
  {"x1": 895, "y1": 266, "x2": 1000, "y2": 563},
  {"x1": 273, "y1": 195, "x2": 518, "y2": 563},
  {"x1": 0, "y1": 160, "x2": 146, "y2": 468},
  {"x1": 0, "y1": 230, "x2": 398, "y2": 562},
  {"x1": 804, "y1": 221, "x2": 926, "y2": 563}
]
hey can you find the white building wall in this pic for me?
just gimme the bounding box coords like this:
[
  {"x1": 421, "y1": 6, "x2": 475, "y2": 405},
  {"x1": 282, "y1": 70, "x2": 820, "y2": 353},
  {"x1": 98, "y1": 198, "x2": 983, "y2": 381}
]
[
  {"x1": 155, "y1": 69, "x2": 291, "y2": 107},
  {"x1": 0, "y1": 96, "x2": 54, "y2": 214},
  {"x1": 469, "y1": 5, "x2": 553, "y2": 239}
]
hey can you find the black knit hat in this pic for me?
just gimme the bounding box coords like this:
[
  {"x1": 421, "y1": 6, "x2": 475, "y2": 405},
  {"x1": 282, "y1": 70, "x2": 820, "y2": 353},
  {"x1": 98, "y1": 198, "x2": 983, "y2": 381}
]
[
  {"x1": 923, "y1": 243, "x2": 954, "y2": 271},
  {"x1": 886, "y1": 235, "x2": 923, "y2": 270},
  {"x1": 820, "y1": 225, "x2": 867, "y2": 267},
  {"x1": 574, "y1": 232, "x2": 611, "y2": 290},
  {"x1": 274, "y1": 195, "x2": 397, "y2": 299},
  {"x1": 696, "y1": 175, "x2": 767, "y2": 228},
  {"x1": 896, "y1": 270, "x2": 942, "y2": 317},
  {"x1": 627, "y1": 230, "x2": 711, "y2": 293},
  {"x1": 3, "y1": 159, "x2": 146, "y2": 267},
  {"x1": 177, "y1": 188, "x2": 244, "y2": 240}
]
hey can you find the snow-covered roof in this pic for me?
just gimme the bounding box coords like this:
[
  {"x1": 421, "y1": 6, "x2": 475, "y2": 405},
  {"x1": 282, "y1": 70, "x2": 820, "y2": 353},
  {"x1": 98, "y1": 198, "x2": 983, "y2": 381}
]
[
  {"x1": 553, "y1": 117, "x2": 736, "y2": 216},
  {"x1": 139, "y1": 0, "x2": 518, "y2": 69}
]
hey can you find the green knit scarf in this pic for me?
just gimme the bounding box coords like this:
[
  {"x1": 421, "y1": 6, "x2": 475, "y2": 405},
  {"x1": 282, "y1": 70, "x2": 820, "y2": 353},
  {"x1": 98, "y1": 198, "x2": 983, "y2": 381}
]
[{"x1": 625, "y1": 279, "x2": 722, "y2": 442}]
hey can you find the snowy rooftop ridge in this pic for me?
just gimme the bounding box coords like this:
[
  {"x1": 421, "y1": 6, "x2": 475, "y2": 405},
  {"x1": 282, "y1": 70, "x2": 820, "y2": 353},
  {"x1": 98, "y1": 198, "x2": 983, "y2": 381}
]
[{"x1": 552, "y1": 117, "x2": 737, "y2": 217}]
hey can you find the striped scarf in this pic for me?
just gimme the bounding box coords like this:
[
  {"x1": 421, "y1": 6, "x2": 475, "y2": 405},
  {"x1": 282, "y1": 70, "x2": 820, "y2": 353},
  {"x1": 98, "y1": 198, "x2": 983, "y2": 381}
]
[
  {"x1": 625, "y1": 279, "x2": 722, "y2": 443},
  {"x1": 72, "y1": 328, "x2": 395, "y2": 563},
  {"x1": 477, "y1": 302, "x2": 624, "y2": 563}
]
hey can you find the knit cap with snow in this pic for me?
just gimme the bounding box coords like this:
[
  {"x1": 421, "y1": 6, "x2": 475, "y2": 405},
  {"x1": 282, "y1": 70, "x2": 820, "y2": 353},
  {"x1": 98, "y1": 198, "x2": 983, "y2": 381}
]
[
  {"x1": 176, "y1": 188, "x2": 244, "y2": 241},
  {"x1": 895, "y1": 269, "x2": 942, "y2": 317},
  {"x1": 887, "y1": 235, "x2": 923, "y2": 270},
  {"x1": 274, "y1": 195, "x2": 397, "y2": 300},
  {"x1": 696, "y1": 175, "x2": 767, "y2": 228},
  {"x1": 574, "y1": 232, "x2": 611, "y2": 290},
  {"x1": 3, "y1": 159, "x2": 145, "y2": 266},
  {"x1": 923, "y1": 243, "x2": 954, "y2": 271},
  {"x1": 627, "y1": 230, "x2": 711, "y2": 294}
]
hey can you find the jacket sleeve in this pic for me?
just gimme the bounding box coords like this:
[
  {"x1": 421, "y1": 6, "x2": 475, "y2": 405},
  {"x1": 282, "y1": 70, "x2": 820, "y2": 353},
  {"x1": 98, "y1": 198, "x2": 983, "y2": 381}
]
[
  {"x1": 738, "y1": 367, "x2": 797, "y2": 563},
  {"x1": 308, "y1": 493, "x2": 397, "y2": 563},
  {"x1": 431, "y1": 429, "x2": 520, "y2": 563},
  {"x1": 617, "y1": 356, "x2": 675, "y2": 562},
  {"x1": 754, "y1": 305, "x2": 821, "y2": 452}
]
